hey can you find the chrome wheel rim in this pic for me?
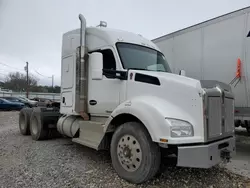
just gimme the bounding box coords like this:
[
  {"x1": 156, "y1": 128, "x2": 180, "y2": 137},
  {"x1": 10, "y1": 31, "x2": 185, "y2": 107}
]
[{"x1": 117, "y1": 134, "x2": 142, "y2": 172}]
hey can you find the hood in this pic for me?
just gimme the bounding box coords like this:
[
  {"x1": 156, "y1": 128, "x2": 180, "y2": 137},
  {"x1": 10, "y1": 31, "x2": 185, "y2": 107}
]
[
  {"x1": 126, "y1": 70, "x2": 205, "y2": 136},
  {"x1": 132, "y1": 71, "x2": 232, "y2": 94},
  {"x1": 131, "y1": 71, "x2": 233, "y2": 95},
  {"x1": 133, "y1": 70, "x2": 202, "y2": 92}
]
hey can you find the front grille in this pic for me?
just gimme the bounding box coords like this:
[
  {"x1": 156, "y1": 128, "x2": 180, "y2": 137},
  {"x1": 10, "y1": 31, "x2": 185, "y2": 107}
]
[
  {"x1": 207, "y1": 97, "x2": 222, "y2": 139},
  {"x1": 204, "y1": 87, "x2": 234, "y2": 141}
]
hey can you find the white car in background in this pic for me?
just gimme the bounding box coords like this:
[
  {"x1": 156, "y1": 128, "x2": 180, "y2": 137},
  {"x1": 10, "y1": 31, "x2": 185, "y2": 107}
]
[{"x1": 18, "y1": 96, "x2": 38, "y2": 107}]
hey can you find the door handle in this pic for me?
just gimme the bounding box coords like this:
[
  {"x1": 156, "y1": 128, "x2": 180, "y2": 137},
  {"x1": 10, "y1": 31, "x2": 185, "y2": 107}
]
[{"x1": 89, "y1": 100, "x2": 97, "y2": 105}]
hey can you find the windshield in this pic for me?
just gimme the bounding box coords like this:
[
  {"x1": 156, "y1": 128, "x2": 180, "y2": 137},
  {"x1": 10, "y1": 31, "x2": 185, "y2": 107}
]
[
  {"x1": 19, "y1": 97, "x2": 29, "y2": 101},
  {"x1": 116, "y1": 43, "x2": 171, "y2": 73},
  {"x1": 0, "y1": 98, "x2": 10, "y2": 103},
  {"x1": 14, "y1": 98, "x2": 25, "y2": 102}
]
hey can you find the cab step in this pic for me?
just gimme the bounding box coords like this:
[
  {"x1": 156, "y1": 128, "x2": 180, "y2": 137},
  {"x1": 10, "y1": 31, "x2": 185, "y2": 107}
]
[{"x1": 72, "y1": 121, "x2": 105, "y2": 150}]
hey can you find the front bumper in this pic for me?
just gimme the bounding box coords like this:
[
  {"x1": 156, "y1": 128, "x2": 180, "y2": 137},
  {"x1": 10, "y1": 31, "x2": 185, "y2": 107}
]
[{"x1": 177, "y1": 136, "x2": 235, "y2": 168}]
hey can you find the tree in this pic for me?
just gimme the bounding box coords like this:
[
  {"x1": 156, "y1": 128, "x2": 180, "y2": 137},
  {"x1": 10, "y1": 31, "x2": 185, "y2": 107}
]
[
  {"x1": 0, "y1": 81, "x2": 4, "y2": 88},
  {"x1": 4, "y1": 72, "x2": 38, "y2": 92},
  {"x1": 2, "y1": 71, "x2": 61, "y2": 93},
  {"x1": 54, "y1": 86, "x2": 60, "y2": 93}
]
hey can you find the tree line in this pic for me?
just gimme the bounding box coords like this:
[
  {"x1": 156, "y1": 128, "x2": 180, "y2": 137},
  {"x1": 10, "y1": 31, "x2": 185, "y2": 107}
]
[{"x1": 0, "y1": 72, "x2": 60, "y2": 93}]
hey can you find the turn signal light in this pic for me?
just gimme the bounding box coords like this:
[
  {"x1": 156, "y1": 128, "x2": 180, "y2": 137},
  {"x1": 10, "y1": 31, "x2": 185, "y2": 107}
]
[{"x1": 160, "y1": 138, "x2": 168, "y2": 143}]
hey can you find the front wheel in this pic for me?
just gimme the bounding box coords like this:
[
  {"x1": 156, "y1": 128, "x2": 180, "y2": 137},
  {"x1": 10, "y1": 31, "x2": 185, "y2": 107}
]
[
  {"x1": 247, "y1": 127, "x2": 250, "y2": 135},
  {"x1": 110, "y1": 122, "x2": 161, "y2": 184}
]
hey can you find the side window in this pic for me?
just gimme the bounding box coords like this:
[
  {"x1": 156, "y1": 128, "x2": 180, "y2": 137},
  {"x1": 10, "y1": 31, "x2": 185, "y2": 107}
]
[
  {"x1": 102, "y1": 49, "x2": 116, "y2": 70},
  {"x1": 100, "y1": 49, "x2": 116, "y2": 78}
]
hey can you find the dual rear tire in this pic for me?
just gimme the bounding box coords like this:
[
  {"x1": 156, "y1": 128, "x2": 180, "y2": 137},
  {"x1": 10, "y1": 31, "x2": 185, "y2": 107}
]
[
  {"x1": 29, "y1": 109, "x2": 49, "y2": 140},
  {"x1": 19, "y1": 107, "x2": 58, "y2": 140},
  {"x1": 19, "y1": 108, "x2": 33, "y2": 135}
]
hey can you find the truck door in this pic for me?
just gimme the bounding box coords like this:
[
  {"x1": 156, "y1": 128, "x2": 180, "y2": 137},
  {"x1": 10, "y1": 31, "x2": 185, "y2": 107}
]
[{"x1": 88, "y1": 48, "x2": 120, "y2": 116}]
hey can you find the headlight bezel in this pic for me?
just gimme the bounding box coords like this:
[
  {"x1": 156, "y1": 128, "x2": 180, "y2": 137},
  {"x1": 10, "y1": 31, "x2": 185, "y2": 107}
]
[{"x1": 166, "y1": 118, "x2": 194, "y2": 138}]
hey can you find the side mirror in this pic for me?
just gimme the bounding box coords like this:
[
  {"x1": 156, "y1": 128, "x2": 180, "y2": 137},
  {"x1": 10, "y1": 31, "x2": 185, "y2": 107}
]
[
  {"x1": 89, "y1": 52, "x2": 103, "y2": 80},
  {"x1": 179, "y1": 70, "x2": 186, "y2": 76}
]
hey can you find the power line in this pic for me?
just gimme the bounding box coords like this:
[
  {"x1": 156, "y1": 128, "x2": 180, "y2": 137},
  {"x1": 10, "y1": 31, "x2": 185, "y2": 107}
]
[
  {"x1": 27, "y1": 64, "x2": 51, "y2": 78},
  {"x1": 0, "y1": 62, "x2": 52, "y2": 84},
  {"x1": 34, "y1": 69, "x2": 51, "y2": 78},
  {"x1": 0, "y1": 69, "x2": 37, "y2": 78},
  {"x1": 0, "y1": 68, "x2": 11, "y2": 72},
  {"x1": 0, "y1": 62, "x2": 52, "y2": 79},
  {"x1": 0, "y1": 62, "x2": 25, "y2": 72}
]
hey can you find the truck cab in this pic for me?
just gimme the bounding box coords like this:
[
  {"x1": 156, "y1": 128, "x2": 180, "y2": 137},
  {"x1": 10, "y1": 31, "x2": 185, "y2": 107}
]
[
  {"x1": 19, "y1": 14, "x2": 236, "y2": 184},
  {"x1": 60, "y1": 26, "x2": 171, "y2": 115}
]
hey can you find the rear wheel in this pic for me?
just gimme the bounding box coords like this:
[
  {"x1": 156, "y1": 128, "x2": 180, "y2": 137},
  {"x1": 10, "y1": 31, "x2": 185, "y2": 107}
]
[
  {"x1": 19, "y1": 108, "x2": 33, "y2": 135},
  {"x1": 110, "y1": 122, "x2": 161, "y2": 184},
  {"x1": 30, "y1": 111, "x2": 49, "y2": 140},
  {"x1": 247, "y1": 127, "x2": 250, "y2": 135}
]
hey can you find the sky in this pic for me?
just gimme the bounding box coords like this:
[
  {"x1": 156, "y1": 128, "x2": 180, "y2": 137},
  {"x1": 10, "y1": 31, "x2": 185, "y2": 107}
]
[{"x1": 0, "y1": 0, "x2": 250, "y2": 86}]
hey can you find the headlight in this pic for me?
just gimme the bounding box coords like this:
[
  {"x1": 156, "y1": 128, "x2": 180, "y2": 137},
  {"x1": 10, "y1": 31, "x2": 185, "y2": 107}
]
[{"x1": 166, "y1": 118, "x2": 194, "y2": 137}]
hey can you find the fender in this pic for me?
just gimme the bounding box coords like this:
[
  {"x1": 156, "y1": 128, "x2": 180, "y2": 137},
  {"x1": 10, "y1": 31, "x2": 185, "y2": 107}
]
[{"x1": 104, "y1": 95, "x2": 196, "y2": 142}]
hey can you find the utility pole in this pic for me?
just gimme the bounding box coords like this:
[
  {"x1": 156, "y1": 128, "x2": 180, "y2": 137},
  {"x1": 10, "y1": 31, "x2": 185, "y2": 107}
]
[
  {"x1": 24, "y1": 62, "x2": 29, "y2": 98},
  {"x1": 52, "y1": 75, "x2": 54, "y2": 100},
  {"x1": 52, "y1": 75, "x2": 54, "y2": 91}
]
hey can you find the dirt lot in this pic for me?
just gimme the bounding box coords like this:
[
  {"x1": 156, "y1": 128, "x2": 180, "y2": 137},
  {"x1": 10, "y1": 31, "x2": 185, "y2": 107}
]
[
  {"x1": 0, "y1": 111, "x2": 250, "y2": 188},
  {"x1": 226, "y1": 128, "x2": 250, "y2": 179}
]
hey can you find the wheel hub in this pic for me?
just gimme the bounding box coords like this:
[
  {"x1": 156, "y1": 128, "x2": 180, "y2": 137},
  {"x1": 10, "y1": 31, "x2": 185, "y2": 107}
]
[
  {"x1": 123, "y1": 147, "x2": 131, "y2": 158},
  {"x1": 117, "y1": 135, "x2": 142, "y2": 172}
]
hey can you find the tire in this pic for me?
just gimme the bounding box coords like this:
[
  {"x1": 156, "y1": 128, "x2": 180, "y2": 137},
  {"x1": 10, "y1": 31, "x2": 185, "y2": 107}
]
[
  {"x1": 30, "y1": 111, "x2": 49, "y2": 140},
  {"x1": 247, "y1": 127, "x2": 250, "y2": 135},
  {"x1": 48, "y1": 129, "x2": 62, "y2": 139},
  {"x1": 19, "y1": 108, "x2": 33, "y2": 135},
  {"x1": 110, "y1": 122, "x2": 161, "y2": 184}
]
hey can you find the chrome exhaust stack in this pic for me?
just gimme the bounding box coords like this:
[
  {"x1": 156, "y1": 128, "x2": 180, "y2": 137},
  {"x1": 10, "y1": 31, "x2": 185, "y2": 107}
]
[{"x1": 77, "y1": 14, "x2": 89, "y2": 120}]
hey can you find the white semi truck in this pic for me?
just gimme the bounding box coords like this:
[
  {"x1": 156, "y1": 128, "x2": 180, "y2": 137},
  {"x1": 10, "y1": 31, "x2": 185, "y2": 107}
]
[
  {"x1": 19, "y1": 14, "x2": 236, "y2": 184},
  {"x1": 152, "y1": 6, "x2": 250, "y2": 134}
]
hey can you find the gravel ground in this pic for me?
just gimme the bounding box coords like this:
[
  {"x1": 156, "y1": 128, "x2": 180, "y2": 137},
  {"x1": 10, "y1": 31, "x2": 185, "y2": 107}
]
[
  {"x1": 226, "y1": 128, "x2": 250, "y2": 179},
  {"x1": 0, "y1": 111, "x2": 250, "y2": 188}
]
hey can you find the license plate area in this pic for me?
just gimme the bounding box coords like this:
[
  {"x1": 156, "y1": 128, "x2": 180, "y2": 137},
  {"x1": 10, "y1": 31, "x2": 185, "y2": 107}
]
[{"x1": 220, "y1": 149, "x2": 231, "y2": 161}]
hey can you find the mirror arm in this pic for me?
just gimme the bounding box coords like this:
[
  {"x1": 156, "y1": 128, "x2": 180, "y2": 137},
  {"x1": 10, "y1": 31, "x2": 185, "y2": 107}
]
[{"x1": 103, "y1": 69, "x2": 128, "y2": 80}]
